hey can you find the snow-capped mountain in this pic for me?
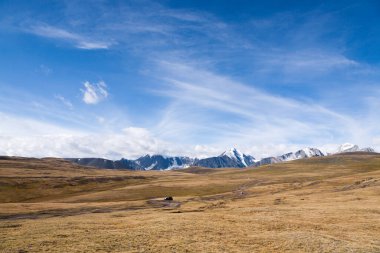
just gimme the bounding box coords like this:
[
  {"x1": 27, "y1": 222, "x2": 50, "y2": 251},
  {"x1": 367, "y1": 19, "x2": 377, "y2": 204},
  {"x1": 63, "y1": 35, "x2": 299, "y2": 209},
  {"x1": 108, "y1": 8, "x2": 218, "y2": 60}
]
[
  {"x1": 360, "y1": 147, "x2": 375, "y2": 152},
  {"x1": 220, "y1": 148, "x2": 257, "y2": 167},
  {"x1": 338, "y1": 143, "x2": 359, "y2": 153},
  {"x1": 135, "y1": 155, "x2": 194, "y2": 170},
  {"x1": 337, "y1": 143, "x2": 375, "y2": 154},
  {"x1": 255, "y1": 147, "x2": 325, "y2": 166},
  {"x1": 255, "y1": 156, "x2": 281, "y2": 166},
  {"x1": 295, "y1": 148, "x2": 325, "y2": 159},
  {"x1": 194, "y1": 148, "x2": 256, "y2": 168}
]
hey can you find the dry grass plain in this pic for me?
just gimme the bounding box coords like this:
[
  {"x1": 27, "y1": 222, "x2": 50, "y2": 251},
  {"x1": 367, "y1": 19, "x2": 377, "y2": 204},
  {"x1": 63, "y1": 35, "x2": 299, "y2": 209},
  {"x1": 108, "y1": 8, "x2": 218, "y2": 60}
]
[{"x1": 0, "y1": 153, "x2": 380, "y2": 252}]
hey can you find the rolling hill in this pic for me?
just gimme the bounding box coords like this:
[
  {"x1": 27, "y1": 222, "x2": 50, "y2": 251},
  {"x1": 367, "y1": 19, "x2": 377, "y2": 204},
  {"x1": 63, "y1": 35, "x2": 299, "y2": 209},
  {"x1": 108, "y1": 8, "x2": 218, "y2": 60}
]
[{"x1": 0, "y1": 153, "x2": 379, "y2": 252}]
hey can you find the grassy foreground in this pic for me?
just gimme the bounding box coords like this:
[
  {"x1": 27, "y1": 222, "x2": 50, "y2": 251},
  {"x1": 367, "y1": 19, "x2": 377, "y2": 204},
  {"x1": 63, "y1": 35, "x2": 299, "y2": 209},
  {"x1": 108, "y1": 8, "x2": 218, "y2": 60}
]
[{"x1": 0, "y1": 153, "x2": 379, "y2": 252}]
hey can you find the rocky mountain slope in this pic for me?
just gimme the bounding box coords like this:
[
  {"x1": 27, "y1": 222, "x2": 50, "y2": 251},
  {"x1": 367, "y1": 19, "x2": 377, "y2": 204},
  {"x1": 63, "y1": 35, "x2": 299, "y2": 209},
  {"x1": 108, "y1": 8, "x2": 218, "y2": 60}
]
[{"x1": 194, "y1": 148, "x2": 256, "y2": 168}]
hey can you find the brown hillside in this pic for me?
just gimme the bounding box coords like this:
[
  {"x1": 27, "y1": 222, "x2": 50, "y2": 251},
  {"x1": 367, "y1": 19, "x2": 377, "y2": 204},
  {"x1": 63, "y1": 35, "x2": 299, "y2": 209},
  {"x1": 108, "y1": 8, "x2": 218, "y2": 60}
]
[{"x1": 1, "y1": 154, "x2": 379, "y2": 252}]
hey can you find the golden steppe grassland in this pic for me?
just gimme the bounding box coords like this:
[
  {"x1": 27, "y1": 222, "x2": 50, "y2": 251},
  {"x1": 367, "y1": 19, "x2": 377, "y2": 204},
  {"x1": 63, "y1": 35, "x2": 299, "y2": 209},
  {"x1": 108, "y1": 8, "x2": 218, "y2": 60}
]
[{"x1": 0, "y1": 153, "x2": 380, "y2": 253}]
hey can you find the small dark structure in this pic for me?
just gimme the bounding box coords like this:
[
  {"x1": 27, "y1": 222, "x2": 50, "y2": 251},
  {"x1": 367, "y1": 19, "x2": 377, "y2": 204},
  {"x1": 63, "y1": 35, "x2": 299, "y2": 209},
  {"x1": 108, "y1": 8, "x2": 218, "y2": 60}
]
[{"x1": 164, "y1": 196, "x2": 173, "y2": 201}]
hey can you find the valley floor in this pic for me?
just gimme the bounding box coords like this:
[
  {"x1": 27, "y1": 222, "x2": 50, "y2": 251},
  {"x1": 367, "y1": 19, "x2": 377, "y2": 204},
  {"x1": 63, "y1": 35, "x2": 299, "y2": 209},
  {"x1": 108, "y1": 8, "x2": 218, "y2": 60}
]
[{"x1": 0, "y1": 154, "x2": 380, "y2": 252}]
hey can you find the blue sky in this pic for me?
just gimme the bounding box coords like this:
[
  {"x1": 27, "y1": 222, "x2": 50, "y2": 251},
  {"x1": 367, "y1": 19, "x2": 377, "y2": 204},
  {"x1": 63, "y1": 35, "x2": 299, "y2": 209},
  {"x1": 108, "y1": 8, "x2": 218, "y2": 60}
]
[{"x1": 1, "y1": 0, "x2": 380, "y2": 159}]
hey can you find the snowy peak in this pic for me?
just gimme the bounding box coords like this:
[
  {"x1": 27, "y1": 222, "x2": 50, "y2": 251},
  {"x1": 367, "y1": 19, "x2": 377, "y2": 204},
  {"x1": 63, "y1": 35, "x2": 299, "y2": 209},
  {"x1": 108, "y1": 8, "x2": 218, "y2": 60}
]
[
  {"x1": 136, "y1": 155, "x2": 193, "y2": 170},
  {"x1": 265, "y1": 147, "x2": 324, "y2": 165},
  {"x1": 360, "y1": 147, "x2": 375, "y2": 152},
  {"x1": 194, "y1": 148, "x2": 255, "y2": 168},
  {"x1": 277, "y1": 152, "x2": 297, "y2": 162},
  {"x1": 295, "y1": 148, "x2": 324, "y2": 159},
  {"x1": 221, "y1": 148, "x2": 243, "y2": 163},
  {"x1": 338, "y1": 143, "x2": 359, "y2": 153},
  {"x1": 220, "y1": 148, "x2": 241, "y2": 159},
  {"x1": 337, "y1": 143, "x2": 375, "y2": 154},
  {"x1": 220, "y1": 148, "x2": 256, "y2": 167}
]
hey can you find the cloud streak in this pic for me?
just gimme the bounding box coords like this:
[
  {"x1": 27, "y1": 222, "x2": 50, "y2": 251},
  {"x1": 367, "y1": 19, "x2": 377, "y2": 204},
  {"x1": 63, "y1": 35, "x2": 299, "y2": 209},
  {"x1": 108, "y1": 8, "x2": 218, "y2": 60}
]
[
  {"x1": 28, "y1": 24, "x2": 112, "y2": 49},
  {"x1": 148, "y1": 60, "x2": 380, "y2": 158},
  {"x1": 55, "y1": 95, "x2": 73, "y2": 109},
  {"x1": 81, "y1": 81, "x2": 109, "y2": 105}
]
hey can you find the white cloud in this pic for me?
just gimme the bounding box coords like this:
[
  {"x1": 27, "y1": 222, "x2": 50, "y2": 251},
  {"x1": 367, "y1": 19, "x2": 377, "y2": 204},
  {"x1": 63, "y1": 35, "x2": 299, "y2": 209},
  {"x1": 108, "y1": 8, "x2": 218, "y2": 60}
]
[
  {"x1": 0, "y1": 113, "x2": 169, "y2": 160},
  {"x1": 28, "y1": 24, "x2": 111, "y2": 50},
  {"x1": 81, "y1": 81, "x2": 109, "y2": 105}
]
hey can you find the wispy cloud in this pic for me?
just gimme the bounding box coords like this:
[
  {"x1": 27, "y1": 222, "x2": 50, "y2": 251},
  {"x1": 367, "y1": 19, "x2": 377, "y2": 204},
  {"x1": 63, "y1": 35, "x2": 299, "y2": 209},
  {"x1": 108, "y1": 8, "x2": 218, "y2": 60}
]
[
  {"x1": 146, "y1": 60, "x2": 380, "y2": 158},
  {"x1": 54, "y1": 95, "x2": 73, "y2": 109},
  {"x1": 0, "y1": 85, "x2": 93, "y2": 130},
  {"x1": 257, "y1": 50, "x2": 358, "y2": 75},
  {"x1": 28, "y1": 24, "x2": 112, "y2": 49},
  {"x1": 81, "y1": 81, "x2": 109, "y2": 105}
]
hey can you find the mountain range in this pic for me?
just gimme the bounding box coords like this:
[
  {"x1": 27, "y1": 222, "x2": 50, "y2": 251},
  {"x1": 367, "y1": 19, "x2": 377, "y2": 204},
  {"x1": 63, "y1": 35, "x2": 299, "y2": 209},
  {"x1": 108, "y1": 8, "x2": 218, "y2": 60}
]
[{"x1": 67, "y1": 143, "x2": 375, "y2": 171}]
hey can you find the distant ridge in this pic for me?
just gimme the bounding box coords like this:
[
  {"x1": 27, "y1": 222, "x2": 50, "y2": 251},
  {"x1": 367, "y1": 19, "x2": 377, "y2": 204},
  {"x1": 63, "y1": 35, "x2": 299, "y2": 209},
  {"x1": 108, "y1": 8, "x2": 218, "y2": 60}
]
[
  {"x1": 194, "y1": 148, "x2": 256, "y2": 168},
  {"x1": 254, "y1": 147, "x2": 325, "y2": 167},
  {"x1": 66, "y1": 156, "x2": 194, "y2": 171},
  {"x1": 336, "y1": 143, "x2": 375, "y2": 154},
  {"x1": 66, "y1": 147, "x2": 330, "y2": 170}
]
